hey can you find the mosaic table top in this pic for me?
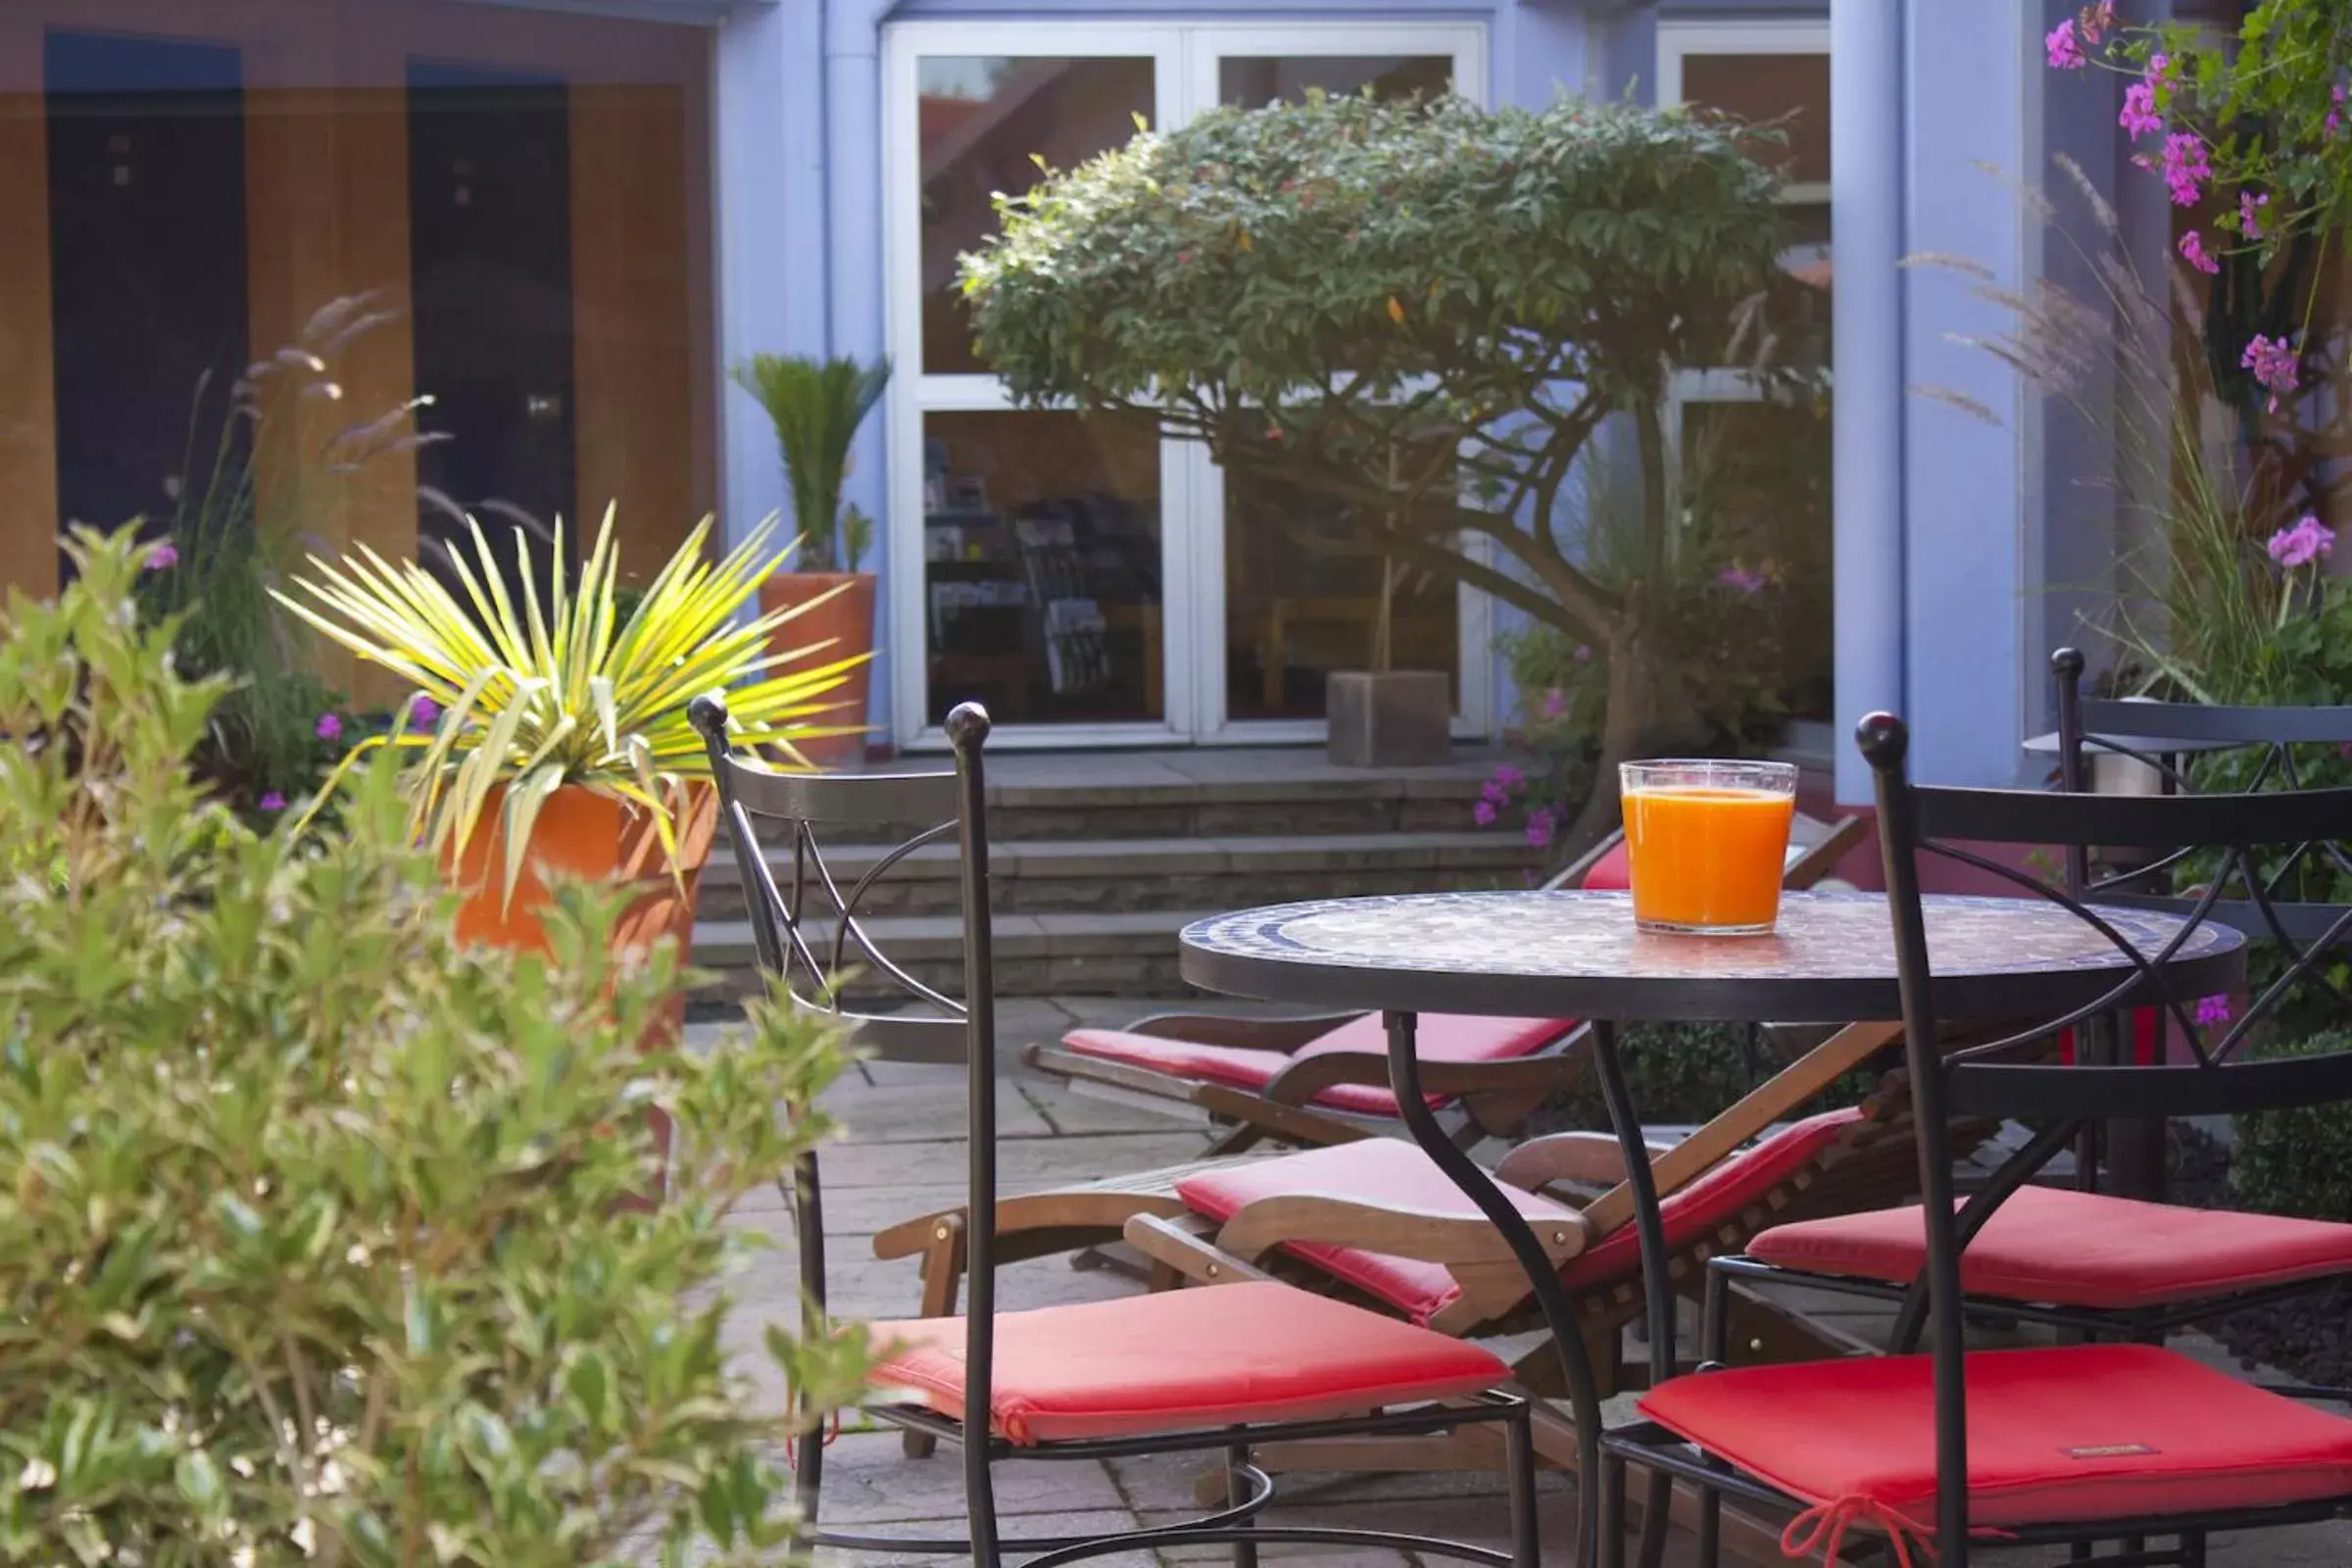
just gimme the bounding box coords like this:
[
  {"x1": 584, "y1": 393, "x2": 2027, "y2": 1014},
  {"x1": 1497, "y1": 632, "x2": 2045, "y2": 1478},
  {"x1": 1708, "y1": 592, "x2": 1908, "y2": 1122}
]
[{"x1": 1178, "y1": 890, "x2": 2246, "y2": 1024}]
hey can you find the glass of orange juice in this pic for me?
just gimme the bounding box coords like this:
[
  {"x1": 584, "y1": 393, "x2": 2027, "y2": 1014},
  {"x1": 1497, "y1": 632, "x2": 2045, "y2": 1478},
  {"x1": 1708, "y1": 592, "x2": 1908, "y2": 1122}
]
[{"x1": 1618, "y1": 760, "x2": 1799, "y2": 935}]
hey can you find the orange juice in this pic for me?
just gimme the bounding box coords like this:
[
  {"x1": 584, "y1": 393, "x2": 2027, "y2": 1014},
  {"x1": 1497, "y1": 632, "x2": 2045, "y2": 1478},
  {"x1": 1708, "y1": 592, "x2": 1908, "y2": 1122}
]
[{"x1": 1620, "y1": 781, "x2": 1795, "y2": 933}]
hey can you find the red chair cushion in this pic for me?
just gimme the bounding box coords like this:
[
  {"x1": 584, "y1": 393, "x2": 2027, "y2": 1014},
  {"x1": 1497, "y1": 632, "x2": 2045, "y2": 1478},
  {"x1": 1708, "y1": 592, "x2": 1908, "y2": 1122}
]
[
  {"x1": 1058, "y1": 1012, "x2": 1573, "y2": 1117},
  {"x1": 1177, "y1": 1109, "x2": 1864, "y2": 1325},
  {"x1": 1747, "y1": 1186, "x2": 2352, "y2": 1310},
  {"x1": 1639, "y1": 1345, "x2": 2352, "y2": 1535},
  {"x1": 1578, "y1": 841, "x2": 1634, "y2": 891},
  {"x1": 863, "y1": 1280, "x2": 1510, "y2": 1446}
]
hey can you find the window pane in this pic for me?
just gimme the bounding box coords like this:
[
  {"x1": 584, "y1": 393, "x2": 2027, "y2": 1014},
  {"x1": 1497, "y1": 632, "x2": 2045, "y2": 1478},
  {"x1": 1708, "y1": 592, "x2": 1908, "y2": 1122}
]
[
  {"x1": 924, "y1": 410, "x2": 1163, "y2": 726},
  {"x1": 7, "y1": 0, "x2": 716, "y2": 692},
  {"x1": 1224, "y1": 450, "x2": 1458, "y2": 723},
  {"x1": 1218, "y1": 56, "x2": 1452, "y2": 110},
  {"x1": 918, "y1": 57, "x2": 1154, "y2": 375},
  {"x1": 1681, "y1": 397, "x2": 1832, "y2": 724},
  {"x1": 1680, "y1": 53, "x2": 1829, "y2": 186}
]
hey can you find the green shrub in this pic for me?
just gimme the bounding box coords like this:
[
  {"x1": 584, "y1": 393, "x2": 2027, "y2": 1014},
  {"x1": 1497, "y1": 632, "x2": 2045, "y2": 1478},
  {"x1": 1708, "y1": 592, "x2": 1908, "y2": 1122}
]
[
  {"x1": 2230, "y1": 1030, "x2": 2352, "y2": 1224},
  {"x1": 0, "y1": 529, "x2": 864, "y2": 1566},
  {"x1": 1540, "y1": 1022, "x2": 1883, "y2": 1132}
]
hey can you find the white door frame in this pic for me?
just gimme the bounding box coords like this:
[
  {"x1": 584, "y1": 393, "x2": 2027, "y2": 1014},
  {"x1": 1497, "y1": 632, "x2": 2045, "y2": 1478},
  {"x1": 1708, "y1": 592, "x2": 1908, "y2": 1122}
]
[{"x1": 882, "y1": 18, "x2": 1488, "y2": 751}]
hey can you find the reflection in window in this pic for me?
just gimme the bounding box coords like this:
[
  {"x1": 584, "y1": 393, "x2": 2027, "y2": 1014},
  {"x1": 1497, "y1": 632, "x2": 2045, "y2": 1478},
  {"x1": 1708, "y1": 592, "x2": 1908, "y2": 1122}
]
[
  {"x1": 918, "y1": 57, "x2": 1154, "y2": 375},
  {"x1": 923, "y1": 410, "x2": 1163, "y2": 726},
  {"x1": 1218, "y1": 56, "x2": 1452, "y2": 110}
]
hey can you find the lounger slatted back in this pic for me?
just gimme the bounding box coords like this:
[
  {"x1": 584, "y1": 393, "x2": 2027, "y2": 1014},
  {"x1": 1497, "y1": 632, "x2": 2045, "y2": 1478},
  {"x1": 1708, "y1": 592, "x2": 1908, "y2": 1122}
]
[
  {"x1": 1026, "y1": 812, "x2": 1869, "y2": 1153},
  {"x1": 1601, "y1": 712, "x2": 2352, "y2": 1568},
  {"x1": 691, "y1": 694, "x2": 1545, "y2": 1568}
]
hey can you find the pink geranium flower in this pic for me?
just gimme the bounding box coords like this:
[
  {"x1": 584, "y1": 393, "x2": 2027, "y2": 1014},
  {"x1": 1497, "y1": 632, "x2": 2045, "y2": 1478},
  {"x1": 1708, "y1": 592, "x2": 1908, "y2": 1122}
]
[
  {"x1": 2238, "y1": 190, "x2": 2269, "y2": 243},
  {"x1": 2045, "y1": 19, "x2": 2084, "y2": 70},
  {"x1": 2120, "y1": 80, "x2": 2163, "y2": 139},
  {"x1": 144, "y1": 542, "x2": 179, "y2": 571},
  {"x1": 2240, "y1": 332, "x2": 2298, "y2": 411},
  {"x1": 2267, "y1": 515, "x2": 2335, "y2": 568},
  {"x1": 2161, "y1": 133, "x2": 2210, "y2": 207},
  {"x1": 315, "y1": 712, "x2": 343, "y2": 744},
  {"x1": 258, "y1": 791, "x2": 286, "y2": 812},
  {"x1": 2178, "y1": 230, "x2": 2220, "y2": 275}
]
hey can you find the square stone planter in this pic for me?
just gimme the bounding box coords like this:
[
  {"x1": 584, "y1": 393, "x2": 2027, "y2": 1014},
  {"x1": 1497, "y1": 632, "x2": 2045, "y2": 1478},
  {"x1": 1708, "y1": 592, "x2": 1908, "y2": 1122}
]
[{"x1": 1326, "y1": 669, "x2": 1451, "y2": 768}]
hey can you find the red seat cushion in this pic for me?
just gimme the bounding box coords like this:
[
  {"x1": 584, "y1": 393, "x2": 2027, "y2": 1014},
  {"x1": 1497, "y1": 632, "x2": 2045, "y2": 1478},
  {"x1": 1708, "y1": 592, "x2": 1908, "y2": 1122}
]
[
  {"x1": 1578, "y1": 841, "x2": 1634, "y2": 891},
  {"x1": 1058, "y1": 1012, "x2": 1573, "y2": 1117},
  {"x1": 1639, "y1": 1345, "x2": 2352, "y2": 1541},
  {"x1": 863, "y1": 1280, "x2": 1510, "y2": 1446},
  {"x1": 1747, "y1": 1186, "x2": 2352, "y2": 1310},
  {"x1": 1176, "y1": 1109, "x2": 1865, "y2": 1325}
]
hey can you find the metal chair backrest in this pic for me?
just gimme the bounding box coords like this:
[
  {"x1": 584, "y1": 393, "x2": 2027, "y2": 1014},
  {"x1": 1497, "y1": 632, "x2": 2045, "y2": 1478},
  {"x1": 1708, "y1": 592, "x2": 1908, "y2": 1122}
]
[
  {"x1": 2052, "y1": 647, "x2": 2352, "y2": 944},
  {"x1": 689, "y1": 695, "x2": 1004, "y2": 1493},
  {"x1": 1860, "y1": 709, "x2": 2352, "y2": 1558}
]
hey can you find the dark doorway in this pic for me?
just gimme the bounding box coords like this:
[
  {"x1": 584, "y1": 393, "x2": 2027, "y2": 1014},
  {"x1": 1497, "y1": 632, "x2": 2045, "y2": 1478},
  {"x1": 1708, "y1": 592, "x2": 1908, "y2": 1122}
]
[
  {"x1": 406, "y1": 61, "x2": 576, "y2": 601},
  {"x1": 45, "y1": 29, "x2": 249, "y2": 567}
]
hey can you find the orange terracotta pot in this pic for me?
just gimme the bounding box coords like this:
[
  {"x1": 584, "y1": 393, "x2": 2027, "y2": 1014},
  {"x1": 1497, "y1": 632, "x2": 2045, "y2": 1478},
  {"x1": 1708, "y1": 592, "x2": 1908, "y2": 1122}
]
[
  {"x1": 760, "y1": 570, "x2": 876, "y2": 768},
  {"x1": 447, "y1": 780, "x2": 718, "y2": 1202}
]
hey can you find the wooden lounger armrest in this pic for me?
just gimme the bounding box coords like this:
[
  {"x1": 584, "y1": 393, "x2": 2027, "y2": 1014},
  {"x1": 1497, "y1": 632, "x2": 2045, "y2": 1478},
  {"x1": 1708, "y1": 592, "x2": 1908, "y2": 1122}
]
[
  {"x1": 1783, "y1": 812, "x2": 1870, "y2": 890},
  {"x1": 873, "y1": 1205, "x2": 964, "y2": 1262},
  {"x1": 1120, "y1": 1010, "x2": 1359, "y2": 1052},
  {"x1": 1123, "y1": 1213, "x2": 1270, "y2": 1287},
  {"x1": 1022, "y1": 1042, "x2": 1204, "y2": 1104},
  {"x1": 1260, "y1": 1049, "x2": 1590, "y2": 1107},
  {"x1": 1215, "y1": 1191, "x2": 1592, "y2": 1272},
  {"x1": 1493, "y1": 1131, "x2": 1677, "y2": 1193}
]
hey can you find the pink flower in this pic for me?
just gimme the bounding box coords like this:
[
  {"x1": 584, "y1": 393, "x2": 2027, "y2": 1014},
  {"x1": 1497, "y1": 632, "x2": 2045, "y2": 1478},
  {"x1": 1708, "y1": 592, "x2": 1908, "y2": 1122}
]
[
  {"x1": 144, "y1": 542, "x2": 179, "y2": 571},
  {"x1": 2238, "y1": 190, "x2": 2269, "y2": 243},
  {"x1": 2080, "y1": 0, "x2": 2115, "y2": 44},
  {"x1": 2178, "y1": 229, "x2": 2220, "y2": 275},
  {"x1": 2240, "y1": 332, "x2": 2299, "y2": 411},
  {"x1": 409, "y1": 694, "x2": 442, "y2": 726},
  {"x1": 1542, "y1": 687, "x2": 1567, "y2": 718},
  {"x1": 1572, "y1": 644, "x2": 1592, "y2": 663},
  {"x1": 2267, "y1": 515, "x2": 2335, "y2": 568},
  {"x1": 258, "y1": 791, "x2": 286, "y2": 812},
  {"x1": 1490, "y1": 762, "x2": 1525, "y2": 793},
  {"x1": 2333, "y1": 83, "x2": 2348, "y2": 142},
  {"x1": 2195, "y1": 994, "x2": 2231, "y2": 1029},
  {"x1": 2045, "y1": 18, "x2": 2084, "y2": 70},
  {"x1": 1524, "y1": 809, "x2": 1556, "y2": 850},
  {"x1": 1717, "y1": 565, "x2": 1768, "y2": 595},
  {"x1": 315, "y1": 712, "x2": 343, "y2": 743},
  {"x1": 2120, "y1": 81, "x2": 2162, "y2": 139},
  {"x1": 2161, "y1": 132, "x2": 2210, "y2": 206},
  {"x1": 1473, "y1": 798, "x2": 1498, "y2": 827}
]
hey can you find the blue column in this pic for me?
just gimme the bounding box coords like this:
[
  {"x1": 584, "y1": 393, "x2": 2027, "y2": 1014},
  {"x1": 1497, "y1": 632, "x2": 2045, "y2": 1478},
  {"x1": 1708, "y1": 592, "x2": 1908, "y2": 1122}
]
[
  {"x1": 825, "y1": 0, "x2": 894, "y2": 736},
  {"x1": 1831, "y1": 0, "x2": 1906, "y2": 803},
  {"x1": 1901, "y1": 0, "x2": 2030, "y2": 786}
]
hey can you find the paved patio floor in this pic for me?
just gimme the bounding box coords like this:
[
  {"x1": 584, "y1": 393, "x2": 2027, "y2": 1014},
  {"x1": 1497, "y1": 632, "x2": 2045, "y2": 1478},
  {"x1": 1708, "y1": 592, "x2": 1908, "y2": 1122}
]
[{"x1": 704, "y1": 999, "x2": 2352, "y2": 1566}]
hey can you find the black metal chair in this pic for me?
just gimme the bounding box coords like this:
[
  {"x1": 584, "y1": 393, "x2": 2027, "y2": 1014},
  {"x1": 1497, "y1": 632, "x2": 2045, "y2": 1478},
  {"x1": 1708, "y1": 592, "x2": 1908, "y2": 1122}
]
[
  {"x1": 688, "y1": 693, "x2": 1542, "y2": 1567},
  {"x1": 1598, "y1": 710, "x2": 2352, "y2": 1568}
]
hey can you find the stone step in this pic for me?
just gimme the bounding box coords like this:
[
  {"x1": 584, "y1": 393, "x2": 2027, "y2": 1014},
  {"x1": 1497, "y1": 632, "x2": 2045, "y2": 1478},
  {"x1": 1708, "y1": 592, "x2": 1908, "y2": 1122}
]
[
  {"x1": 698, "y1": 829, "x2": 1538, "y2": 920},
  {"x1": 693, "y1": 907, "x2": 1206, "y2": 1001}
]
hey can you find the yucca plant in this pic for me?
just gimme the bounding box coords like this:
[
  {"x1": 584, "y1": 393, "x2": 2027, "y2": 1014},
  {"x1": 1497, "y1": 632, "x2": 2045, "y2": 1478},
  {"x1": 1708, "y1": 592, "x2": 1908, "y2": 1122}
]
[
  {"x1": 730, "y1": 353, "x2": 891, "y2": 572},
  {"x1": 273, "y1": 507, "x2": 865, "y2": 894}
]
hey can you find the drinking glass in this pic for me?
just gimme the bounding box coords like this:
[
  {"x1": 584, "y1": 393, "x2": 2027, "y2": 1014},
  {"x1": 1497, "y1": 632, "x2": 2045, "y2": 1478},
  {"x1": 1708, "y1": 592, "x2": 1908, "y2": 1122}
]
[{"x1": 1617, "y1": 760, "x2": 1799, "y2": 935}]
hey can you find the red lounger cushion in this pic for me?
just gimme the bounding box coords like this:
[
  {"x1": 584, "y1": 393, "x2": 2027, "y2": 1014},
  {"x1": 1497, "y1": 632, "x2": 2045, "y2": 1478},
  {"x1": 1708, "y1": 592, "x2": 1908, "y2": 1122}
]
[
  {"x1": 1177, "y1": 1109, "x2": 1864, "y2": 1324},
  {"x1": 1058, "y1": 1012, "x2": 1573, "y2": 1116},
  {"x1": 863, "y1": 1280, "x2": 1510, "y2": 1446},
  {"x1": 1640, "y1": 1345, "x2": 2352, "y2": 1538},
  {"x1": 1747, "y1": 1186, "x2": 2352, "y2": 1310}
]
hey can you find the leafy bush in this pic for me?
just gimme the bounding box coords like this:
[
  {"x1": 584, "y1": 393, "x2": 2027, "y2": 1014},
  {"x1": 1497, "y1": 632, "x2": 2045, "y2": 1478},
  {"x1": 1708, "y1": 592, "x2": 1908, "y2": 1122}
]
[
  {"x1": 963, "y1": 89, "x2": 1815, "y2": 843},
  {"x1": 2230, "y1": 1031, "x2": 2352, "y2": 1224},
  {"x1": 0, "y1": 529, "x2": 864, "y2": 1565},
  {"x1": 1536, "y1": 1023, "x2": 1883, "y2": 1133}
]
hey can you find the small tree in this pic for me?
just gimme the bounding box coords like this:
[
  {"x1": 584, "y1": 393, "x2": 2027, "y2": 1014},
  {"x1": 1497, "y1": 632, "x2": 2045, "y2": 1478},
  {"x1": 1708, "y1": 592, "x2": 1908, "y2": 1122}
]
[{"x1": 963, "y1": 91, "x2": 1806, "y2": 841}]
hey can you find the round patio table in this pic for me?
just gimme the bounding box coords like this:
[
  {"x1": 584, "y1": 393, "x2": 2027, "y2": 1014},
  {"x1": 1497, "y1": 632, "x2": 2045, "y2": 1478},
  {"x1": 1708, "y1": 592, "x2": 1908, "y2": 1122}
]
[{"x1": 1178, "y1": 888, "x2": 2245, "y2": 1568}]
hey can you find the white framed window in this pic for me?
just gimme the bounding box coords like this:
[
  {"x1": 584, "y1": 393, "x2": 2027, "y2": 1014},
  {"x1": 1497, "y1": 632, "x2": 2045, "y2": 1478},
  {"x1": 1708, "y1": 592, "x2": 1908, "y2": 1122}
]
[{"x1": 881, "y1": 20, "x2": 1487, "y2": 749}]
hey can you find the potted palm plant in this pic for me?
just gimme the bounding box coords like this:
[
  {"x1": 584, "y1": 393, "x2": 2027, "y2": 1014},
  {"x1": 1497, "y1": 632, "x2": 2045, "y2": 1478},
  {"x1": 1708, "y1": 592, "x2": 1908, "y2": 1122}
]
[
  {"x1": 275, "y1": 507, "x2": 863, "y2": 969},
  {"x1": 733, "y1": 352, "x2": 891, "y2": 767}
]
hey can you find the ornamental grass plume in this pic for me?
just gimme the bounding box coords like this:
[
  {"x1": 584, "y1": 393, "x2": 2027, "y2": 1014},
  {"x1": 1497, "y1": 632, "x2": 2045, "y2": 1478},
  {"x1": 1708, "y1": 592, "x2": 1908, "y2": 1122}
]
[{"x1": 0, "y1": 527, "x2": 867, "y2": 1566}]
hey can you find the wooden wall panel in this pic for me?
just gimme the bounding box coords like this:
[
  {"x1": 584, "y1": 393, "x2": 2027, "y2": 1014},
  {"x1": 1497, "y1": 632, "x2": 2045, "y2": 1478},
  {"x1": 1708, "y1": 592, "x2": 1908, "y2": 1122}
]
[
  {"x1": 0, "y1": 42, "x2": 58, "y2": 600},
  {"x1": 569, "y1": 81, "x2": 700, "y2": 582}
]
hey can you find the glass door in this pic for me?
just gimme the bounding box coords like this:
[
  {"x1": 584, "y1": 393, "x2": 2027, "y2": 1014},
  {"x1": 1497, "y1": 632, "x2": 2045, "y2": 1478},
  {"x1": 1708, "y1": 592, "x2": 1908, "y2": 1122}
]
[
  {"x1": 885, "y1": 27, "x2": 1184, "y2": 747},
  {"x1": 883, "y1": 22, "x2": 1484, "y2": 749},
  {"x1": 1182, "y1": 27, "x2": 1485, "y2": 741}
]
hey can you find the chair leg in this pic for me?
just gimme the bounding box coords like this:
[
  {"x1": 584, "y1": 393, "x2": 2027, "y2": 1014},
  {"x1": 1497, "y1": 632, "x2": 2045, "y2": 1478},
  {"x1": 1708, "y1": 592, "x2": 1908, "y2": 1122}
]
[
  {"x1": 1504, "y1": 1399, "x2": 1541, "y2": 1568},
  {"x1": 2180, "y1": 1529, "x2": 2207, "y2": 1568},
  {"x1": 1599, "y1": 1449, "x2": 1629, "y2": 1568},
  {"x1": 1225, "y1": 1438, "x2": 1258, "y2": 1568},
  {"x1": 790, "y1": 1156, "x2": 829, "y2": 1522}
]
